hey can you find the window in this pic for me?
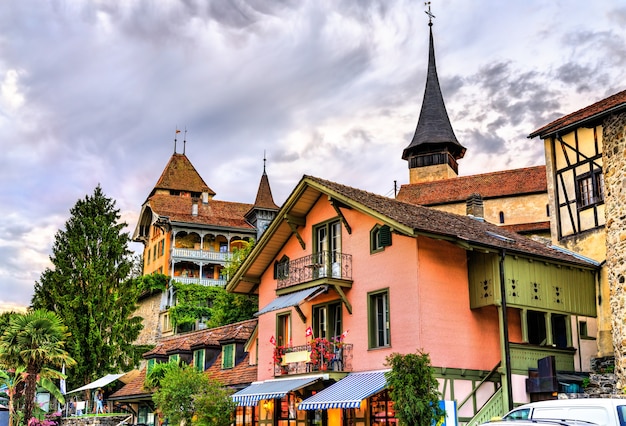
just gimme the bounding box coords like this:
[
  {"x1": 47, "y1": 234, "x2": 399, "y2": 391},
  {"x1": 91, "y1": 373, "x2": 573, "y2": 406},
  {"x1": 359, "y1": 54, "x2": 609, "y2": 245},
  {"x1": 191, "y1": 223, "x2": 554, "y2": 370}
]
[
  {"x1": 274, "y1": 255, "x2": 290, "y2": 280},
  {"x1": 147, "y1": 358, "x2": 156, "y2": 375},
  {"x1": 277, "y1": 313, "x2": 291, "y2": 347},
  {"x1": 313, "y1": 301, "x2": 342, "y2": 340},
  {"x1": 499, "y1": 211, "x2": 505, "y2": 224},
  {"x1": 576, "y1": 169, "x2": 604, "y2": 208},
  {"x1": 369, "y1": 390, "x2": 397, "y2": 425},
  {"x1": 222, "y1": 344, "x2": 235, "y2": 369},
  {"x1": 168, "y1": 354, "x2": 179, "y2": 364},
  {"x1": 368, "y1": 289, "x2": 390, "y2": 348},
  {"x1": 193, "y1": 349, "x2": 205, "y2": 371},
  {"x1": 371, "y1": 225, "x2": 392, "y2": 253},
  {"x1": 525, "y1": 310, "x2": 570, "y2": 348},
  {"x1": 147, "y1": 248, "x2": 151, "y2": 264},
  {"x1": 235, "y1": 405, "x2": 258, "y2": 426},
  {"x1": 314, "y1": 220, "x2": 341, "y2": 278}
]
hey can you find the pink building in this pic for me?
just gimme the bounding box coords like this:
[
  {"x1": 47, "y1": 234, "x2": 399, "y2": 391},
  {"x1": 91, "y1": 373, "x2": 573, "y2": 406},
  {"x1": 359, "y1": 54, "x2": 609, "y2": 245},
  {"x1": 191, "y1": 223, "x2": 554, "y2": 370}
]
[{"x1": 228, "y1": 175, "x2": 597, "y2": 426}]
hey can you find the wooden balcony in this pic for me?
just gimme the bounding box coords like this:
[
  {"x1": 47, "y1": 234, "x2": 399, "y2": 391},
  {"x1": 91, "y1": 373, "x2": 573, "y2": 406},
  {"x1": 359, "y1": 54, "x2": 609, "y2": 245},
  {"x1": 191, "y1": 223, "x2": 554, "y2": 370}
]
[
  {"x1": 171, "y1": 248, "x2": 232, "y2": 263},
  {"x1": 273, "y1": 343, "x2": 353, "y2": 376},
  {"x1": 277, "y1": 251, "x2": 352, "y2": 290},
  {"x1": 172, "y1": 276, "x2": 227, "y2": 287}
]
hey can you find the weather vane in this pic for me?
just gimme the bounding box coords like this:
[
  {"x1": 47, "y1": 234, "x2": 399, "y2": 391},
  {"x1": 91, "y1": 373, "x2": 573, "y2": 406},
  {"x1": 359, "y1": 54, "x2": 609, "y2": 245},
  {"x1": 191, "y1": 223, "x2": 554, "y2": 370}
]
[{"x1": 425, "y1": 1, "x2": 435, "y2": 26}]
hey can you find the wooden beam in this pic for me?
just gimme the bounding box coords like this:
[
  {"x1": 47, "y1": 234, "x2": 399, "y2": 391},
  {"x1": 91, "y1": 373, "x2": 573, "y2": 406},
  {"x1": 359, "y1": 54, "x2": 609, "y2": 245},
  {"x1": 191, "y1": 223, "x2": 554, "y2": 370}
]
[
  {"x1": 294, "y1": 305, "x2": 307, "y2": 323},
  {"x1": 329, "y1": 197, "x2": 352, "y2": 234},
  {"x1": 284, "y1": 214, "x2": 306, "y2": 249},
  {"x1": 333, "y1": 284, "x2": 352, "y2": 314}
]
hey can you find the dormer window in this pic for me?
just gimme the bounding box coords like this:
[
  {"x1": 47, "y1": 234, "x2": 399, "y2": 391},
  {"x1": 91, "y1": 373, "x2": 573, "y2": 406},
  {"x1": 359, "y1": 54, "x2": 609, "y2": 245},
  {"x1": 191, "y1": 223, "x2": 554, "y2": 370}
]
[{"x1": 193, "y1": 349, "x2": 205, "y2": 371}]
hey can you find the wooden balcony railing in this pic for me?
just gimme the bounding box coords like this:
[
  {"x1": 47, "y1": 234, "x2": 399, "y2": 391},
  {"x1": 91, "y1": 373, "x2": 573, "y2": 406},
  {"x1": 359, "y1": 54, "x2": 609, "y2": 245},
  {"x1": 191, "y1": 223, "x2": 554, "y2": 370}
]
[
  {"x1": 171, "y1": 248, "x2": 232, "y2": 262},
  {"x1": 277, "y1": 251, "x2": 352, "y2": 289},
  {"x1": 273, "y1": 343, "x2": 353, "y2": 376}
]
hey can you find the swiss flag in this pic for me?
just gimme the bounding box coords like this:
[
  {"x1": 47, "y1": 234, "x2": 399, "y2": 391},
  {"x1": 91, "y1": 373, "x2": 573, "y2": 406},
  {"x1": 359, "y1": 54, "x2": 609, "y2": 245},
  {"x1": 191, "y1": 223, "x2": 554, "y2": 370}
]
[
  {"x1": 305, "y1": 327, "x2": 313, "y2": 337},
  {"x1": 270, "y1": 336, "x2": 276, "y2": 345}
]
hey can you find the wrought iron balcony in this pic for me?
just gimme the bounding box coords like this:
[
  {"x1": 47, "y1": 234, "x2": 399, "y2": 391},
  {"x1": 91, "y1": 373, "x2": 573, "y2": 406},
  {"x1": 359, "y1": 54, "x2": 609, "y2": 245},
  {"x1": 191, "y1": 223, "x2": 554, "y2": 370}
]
[
  {"x1": 273, "y1": 343, "x2": 353, "y2": 376},
  {"x1": 276, "y1": 251, "x2": 352, "y2": 289}
]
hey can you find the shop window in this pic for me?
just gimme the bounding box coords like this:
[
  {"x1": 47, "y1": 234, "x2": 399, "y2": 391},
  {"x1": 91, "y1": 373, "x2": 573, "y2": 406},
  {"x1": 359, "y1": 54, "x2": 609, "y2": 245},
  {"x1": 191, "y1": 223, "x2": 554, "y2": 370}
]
[
  {"x1": 368, "y1": 289, "x2": 390, "y2": 349},
  {"x1": 370, "y1": 390, "x2": 397, "y2": 425},
  {"x1": 235, "y1": 405, "x2": 258, "y2": 426}
]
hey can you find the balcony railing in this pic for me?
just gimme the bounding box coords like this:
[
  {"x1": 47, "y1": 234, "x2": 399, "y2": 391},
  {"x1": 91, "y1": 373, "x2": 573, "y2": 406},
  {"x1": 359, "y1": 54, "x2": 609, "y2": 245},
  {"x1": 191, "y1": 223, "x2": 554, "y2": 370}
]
[
  {"x1": 172, "y1": 248, "x2": 232, "y2": 262},
  {"x1": 277, "y1": 251, "x2": 352, "y2": 289},
  {"x1": 171, "y1": 276, "x2": 227, "y2": 287},
  {"x1": 274, "y1": 343, "x2": 353, "y2": 376}
]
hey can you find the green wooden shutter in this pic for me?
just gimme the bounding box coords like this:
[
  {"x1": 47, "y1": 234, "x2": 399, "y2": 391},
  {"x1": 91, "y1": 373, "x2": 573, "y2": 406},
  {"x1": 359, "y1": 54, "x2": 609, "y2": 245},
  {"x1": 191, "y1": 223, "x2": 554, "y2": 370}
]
[
  {"x1": 222, "y1": 344, "x2": 234, "y2": 369},
  {"x1": 379, "y1": 225, "x2": 392, "y2": 247}
]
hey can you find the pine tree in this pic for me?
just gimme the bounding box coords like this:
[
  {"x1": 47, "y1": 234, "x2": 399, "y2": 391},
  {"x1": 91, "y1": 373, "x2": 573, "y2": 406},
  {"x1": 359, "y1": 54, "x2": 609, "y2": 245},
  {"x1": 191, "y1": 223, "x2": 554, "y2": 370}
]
[{"x1": 32, "y1": 185, "x2": 143, "y2": 390}]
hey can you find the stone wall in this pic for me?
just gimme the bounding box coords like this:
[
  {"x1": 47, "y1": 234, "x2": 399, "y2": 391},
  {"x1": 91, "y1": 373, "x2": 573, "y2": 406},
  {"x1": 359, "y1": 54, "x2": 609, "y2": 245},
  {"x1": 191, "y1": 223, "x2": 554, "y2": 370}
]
[
  {"x1": 61, "y1": 415, "x2": 131, "y2": 426},
  {"x1": 133, "y1": 292, "x2": 162, "y2": 345},
  {"x1": 601, "y1": 110, "x2": 626, "y2": 390}
]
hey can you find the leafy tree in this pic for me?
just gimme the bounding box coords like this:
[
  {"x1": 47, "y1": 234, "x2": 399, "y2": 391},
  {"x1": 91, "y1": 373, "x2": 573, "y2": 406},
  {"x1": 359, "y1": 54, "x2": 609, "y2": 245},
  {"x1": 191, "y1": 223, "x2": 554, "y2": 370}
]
[
  {"x1": 222, "y1": 240, "x2": 255, "y2": 280},
  {"x1": 31, "y1": 185, "x2": 144, "y2": 391},
  {"x1": 0, "y1": 310, "x2": 75, "y2": 423},
  {"x1": 143, "y1": 360, "x2": 179, "y2": 390},
  {"x1": 169, "y1": 283, "x2": 257, "y2": 332},
  {"x1": 0, "y1": 311, "x2": 18, "y2": 339},
  {"x1": 135, "y1": 273, "x2": 169, "y2": 296},
  {"x1": 385, "y1": 349, "x2": 444, "y2": 426},
  {"x1": 152, "y1": 363, "x2": 234, "y2": 426}
]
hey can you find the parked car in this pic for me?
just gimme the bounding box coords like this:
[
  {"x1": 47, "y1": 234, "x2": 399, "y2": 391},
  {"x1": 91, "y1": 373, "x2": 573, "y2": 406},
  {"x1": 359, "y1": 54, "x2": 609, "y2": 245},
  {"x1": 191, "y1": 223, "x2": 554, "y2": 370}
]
[
  {"x1": 501, "y1": 398, "x2": 626, "y2": 426},
  {"x1": 482, "y1": 419, "x2": 597, "y2": 426}
]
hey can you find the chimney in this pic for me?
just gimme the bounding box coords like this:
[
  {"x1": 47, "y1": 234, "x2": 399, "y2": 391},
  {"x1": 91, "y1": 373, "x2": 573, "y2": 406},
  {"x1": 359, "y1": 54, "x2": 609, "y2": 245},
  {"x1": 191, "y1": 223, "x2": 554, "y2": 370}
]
[
  {"x1": 192, "y1": 199, "x2": 198, "y2": 216},
  {"x1": 202, "y1": 191, "x2": 209, "y2": 204},
  {"x1": 466, "y1": 193, "x2": 484, "y2": 220}
]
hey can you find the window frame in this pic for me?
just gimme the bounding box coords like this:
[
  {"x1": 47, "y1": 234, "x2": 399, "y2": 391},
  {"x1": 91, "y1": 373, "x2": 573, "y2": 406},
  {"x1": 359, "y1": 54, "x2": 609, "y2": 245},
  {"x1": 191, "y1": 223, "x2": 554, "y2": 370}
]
[
  {"x1": 312, "y1": 300, "x2": 342, "y2": 340},
  {"x1": 370, "y1": 224, "x2": 392, "y2": 253},
  {"x1": 523, "y1": 309, "x2": 571, "y2": 348},
  {"x1": 276, "y1": 312, "x2": 291, "y2": 348},
  {"x1": 313, "y1": 219, "x2": 342, "y2": 276},
  {"x1": 576, "y1": 169, "x2": 604, "y2": 210},
  {"x1": 368, "y1": 288, "x2": 391, "y2": 349}
]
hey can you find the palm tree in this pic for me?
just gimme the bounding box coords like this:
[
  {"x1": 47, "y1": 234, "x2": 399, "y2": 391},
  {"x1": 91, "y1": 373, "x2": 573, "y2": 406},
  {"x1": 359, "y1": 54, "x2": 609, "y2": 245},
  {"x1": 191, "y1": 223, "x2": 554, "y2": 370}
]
[
  {"x1": 0, "y1": 309, "x2": 76, "y2": 422},
  {"x1": 0, "y1": 366, "x2": 26, "y2": 426}
]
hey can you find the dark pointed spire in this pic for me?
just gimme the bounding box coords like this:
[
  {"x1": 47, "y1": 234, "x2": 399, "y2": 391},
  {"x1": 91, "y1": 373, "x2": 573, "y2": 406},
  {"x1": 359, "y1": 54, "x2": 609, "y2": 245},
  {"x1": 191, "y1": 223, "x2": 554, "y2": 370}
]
[{"x1": 402, "y1": 22, "x2": 466, "y2": 161}]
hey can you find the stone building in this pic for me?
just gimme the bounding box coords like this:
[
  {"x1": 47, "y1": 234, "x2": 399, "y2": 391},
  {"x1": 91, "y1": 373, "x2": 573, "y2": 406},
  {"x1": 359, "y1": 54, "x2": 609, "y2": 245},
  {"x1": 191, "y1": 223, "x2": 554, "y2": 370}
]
[
  {"x1": 131, "y1": 146, "x2": 278, "y2": 344},
  {"x1": 529, "y1": 89, "x2": 626, "y2": 386}
]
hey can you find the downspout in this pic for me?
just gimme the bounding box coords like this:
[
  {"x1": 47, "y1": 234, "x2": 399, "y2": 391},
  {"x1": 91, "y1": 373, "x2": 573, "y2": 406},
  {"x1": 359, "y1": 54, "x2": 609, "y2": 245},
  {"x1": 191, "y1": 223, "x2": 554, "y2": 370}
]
[{"x1": 499, "y1": 249, "x2": 513, "y2": 411}]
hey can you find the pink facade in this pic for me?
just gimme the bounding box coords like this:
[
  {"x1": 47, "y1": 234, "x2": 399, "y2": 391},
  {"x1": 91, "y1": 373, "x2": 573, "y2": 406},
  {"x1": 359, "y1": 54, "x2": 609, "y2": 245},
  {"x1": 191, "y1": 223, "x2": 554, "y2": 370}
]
[{"x1": 255, "y1": 193, "x2": 502, "y2": 380}]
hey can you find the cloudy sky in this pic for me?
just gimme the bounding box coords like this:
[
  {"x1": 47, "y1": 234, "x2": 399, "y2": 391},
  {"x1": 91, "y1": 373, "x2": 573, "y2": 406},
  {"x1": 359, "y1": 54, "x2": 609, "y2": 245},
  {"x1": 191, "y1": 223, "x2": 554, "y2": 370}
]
[{"x1": 1, "y1": 0, "x2": 625, "y2": 311}]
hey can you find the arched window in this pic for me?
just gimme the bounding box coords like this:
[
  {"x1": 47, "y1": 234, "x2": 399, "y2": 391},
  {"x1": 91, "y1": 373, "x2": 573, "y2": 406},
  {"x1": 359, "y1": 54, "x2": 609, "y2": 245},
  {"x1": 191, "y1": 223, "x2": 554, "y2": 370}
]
[{"x1": 499, "y1": 211, "x2": 505, "y2": 224}]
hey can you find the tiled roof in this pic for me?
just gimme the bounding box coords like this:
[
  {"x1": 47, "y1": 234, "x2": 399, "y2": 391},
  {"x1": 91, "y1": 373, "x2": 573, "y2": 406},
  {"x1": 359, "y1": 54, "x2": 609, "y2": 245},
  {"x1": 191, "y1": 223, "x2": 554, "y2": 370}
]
[
  {"x1": 529, "y1": 89, "x2": 626, "y2": 138},
  {"x1": 108, "y1": 369, "x2": 149, "y2": 399},
  {"x1": 151, "y1": 153, "x2": 215, "y2": 196},
  {"x1": 148, "y1": 194, "x2": 254, "y2": 229},
  {"x1": 253, "y1": 171, "x2": 279, "y2": 211},
  {"x1": 206, "y1": 353, "x2": 258, "y2": 386},
  {"x1": 396, "y1": 166, "x2": 546, "y2": 205},
  {"x1": 305, "y1": 176, "x2": 595, "y2": 268},
  {"x1": 144, "y1": 319, "x2": 257, "y2": 357}
]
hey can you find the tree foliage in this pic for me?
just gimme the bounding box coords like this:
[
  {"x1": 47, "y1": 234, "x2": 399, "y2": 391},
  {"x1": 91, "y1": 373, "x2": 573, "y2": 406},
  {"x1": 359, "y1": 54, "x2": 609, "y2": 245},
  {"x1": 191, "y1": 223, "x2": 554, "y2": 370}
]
[
  {"x1": 222, "y1": 240, "x2": 255, "y2": 280},
  {"x1": 151, "y1": 363, "x2": 235, "y2": 426},
  {"x1": 169, "y1": 283, "x2": 257, "y2": 331},
  {"x1": 0, "y1": 310, "x2": 75, "y2": 424},
  {"x1": 31, "y1": 185, "x2": 144, "y2": 390},
  {"x1": 385, "y1": 349, "x2": 444, "y2": 426}
]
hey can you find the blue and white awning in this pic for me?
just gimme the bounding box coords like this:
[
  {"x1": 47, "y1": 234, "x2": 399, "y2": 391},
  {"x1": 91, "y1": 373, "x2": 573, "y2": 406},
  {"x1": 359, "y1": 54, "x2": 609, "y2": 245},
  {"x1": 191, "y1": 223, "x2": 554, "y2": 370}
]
[
  {"x1": 232, "y1": 376, "x2": 321, "y2": 407},
  {"x1": 255, "y1": 286, "x2": 327, "y2": 317},
  {"x1": 298, "y1": 370, "x2": 390, "y2": 410}
]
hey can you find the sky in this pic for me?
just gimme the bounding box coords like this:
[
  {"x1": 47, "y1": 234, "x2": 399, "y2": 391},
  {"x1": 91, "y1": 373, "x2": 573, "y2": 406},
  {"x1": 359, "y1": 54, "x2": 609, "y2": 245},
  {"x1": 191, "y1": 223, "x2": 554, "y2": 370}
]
[{"x1": 1, "y1": 0, "x2": 625, "y2": 312}]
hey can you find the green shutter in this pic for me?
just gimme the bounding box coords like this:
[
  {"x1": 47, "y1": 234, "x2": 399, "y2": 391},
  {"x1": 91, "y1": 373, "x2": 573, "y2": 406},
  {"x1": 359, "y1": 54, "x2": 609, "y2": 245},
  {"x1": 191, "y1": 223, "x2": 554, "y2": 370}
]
[
  {"x1": 379, "y1": 225, "x2": 392, "y2": 247},
  {"x1": 147, "y1": 358, "x2": 155, "y2": 375},
  {"x1": 222, "y1": 344, "x2": 234, "y2": 369},
  {"x1": 194, "y1": 349, "x2": 205, "y2": 371}
]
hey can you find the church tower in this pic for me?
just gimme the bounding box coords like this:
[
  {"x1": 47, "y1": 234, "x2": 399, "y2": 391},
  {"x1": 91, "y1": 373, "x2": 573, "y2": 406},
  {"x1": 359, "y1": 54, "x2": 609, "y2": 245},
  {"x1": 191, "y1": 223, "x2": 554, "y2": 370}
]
[{"x1": 402, "y1": 9, "x2": 466, "y2": 184}]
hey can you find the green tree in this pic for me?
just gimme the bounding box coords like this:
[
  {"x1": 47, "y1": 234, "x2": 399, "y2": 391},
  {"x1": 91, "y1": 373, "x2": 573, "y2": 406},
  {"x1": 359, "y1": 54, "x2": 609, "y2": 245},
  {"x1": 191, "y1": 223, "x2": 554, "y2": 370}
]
[
  {"x1": 31, "y1": 185, "x2": 144, "y2": 391},
  {"x1": 169, "y1": 283, "x2": 257, "y2": 332},
  {"x1": 0, "y1": 311, "x2": 18, "y2": 338},
  {"x1": 0, "y1": 310, "x2": 76, "y2": 423},
  {"x1": 385, "y1": 349, "x2": 444, "y2": 426},
  {"x1": 152, "y1": 363, "x2": 234, "y2": 426},
  {"x1": 222, "y1": 239, "x2": 255, "y2": 280}
]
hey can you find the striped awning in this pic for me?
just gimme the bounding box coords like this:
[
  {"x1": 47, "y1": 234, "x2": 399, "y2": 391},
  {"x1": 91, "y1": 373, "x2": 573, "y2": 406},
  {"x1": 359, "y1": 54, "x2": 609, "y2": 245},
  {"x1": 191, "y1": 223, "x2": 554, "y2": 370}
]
[
  {"x1": 298, "y1": 370, "x2": 390, "y2": 410},
  {"x1": 255, "y1": 286, "x2": 327, "y2": 316},
  {"x1": 232, "y1": 377, "x2": 321, "y2": 407}
]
